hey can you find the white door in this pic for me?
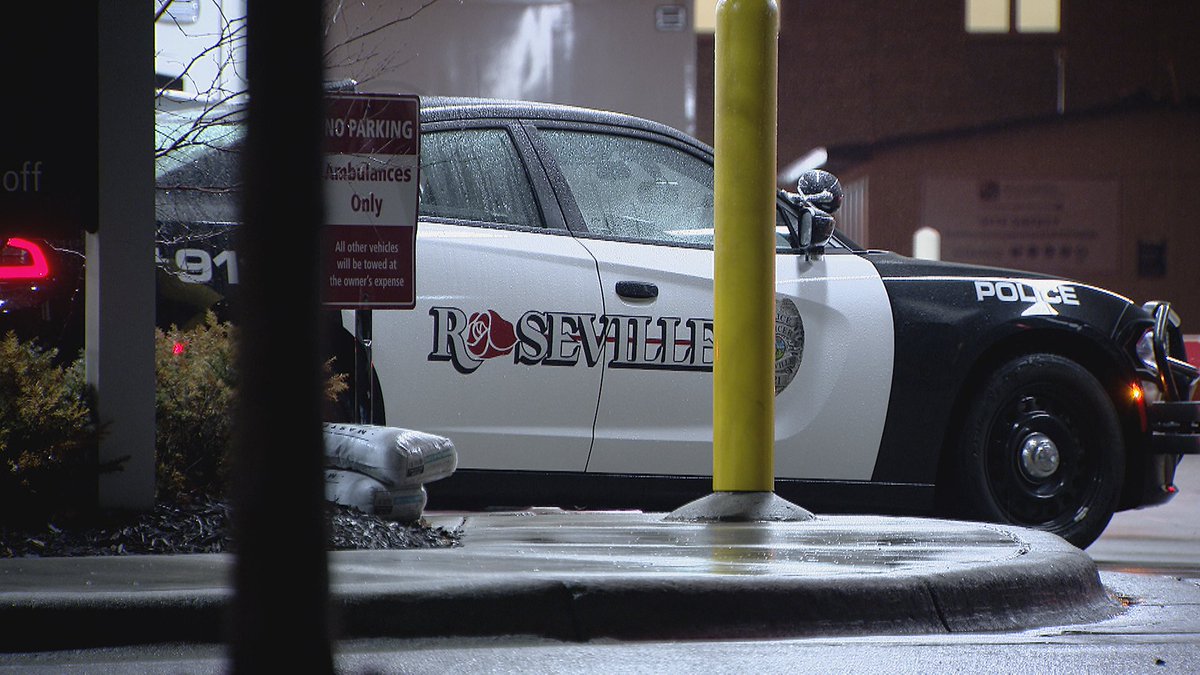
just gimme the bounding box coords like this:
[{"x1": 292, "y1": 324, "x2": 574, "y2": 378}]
[{"x1": 535, "y1": 127, "x2": 895, "y2": 481}]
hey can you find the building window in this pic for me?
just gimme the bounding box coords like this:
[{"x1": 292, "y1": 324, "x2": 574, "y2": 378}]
[
  {"x1": 838, "y1": 176, "x2": 869, "y2": 248},
  {"x1": 695, "y1": 1, "x2": 716, "y2": 34},
  {"x1": 694, "y1": 0, "x2": 782, "y2": 35},
  {"x1": 966, "y1": 0, "x2": 1059, "y2": 34}
]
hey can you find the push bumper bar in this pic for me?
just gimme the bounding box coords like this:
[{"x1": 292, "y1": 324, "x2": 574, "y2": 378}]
[
  {"x1": 1146, "y1": 302, "x2": 1200, "y2": 454},
  {"x1": 1148, "y1": 400, "x2": 1200, "y2": 454}
]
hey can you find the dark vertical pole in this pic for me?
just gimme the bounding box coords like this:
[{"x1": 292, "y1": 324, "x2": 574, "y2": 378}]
[
  {"x1": 93, "y1": 0, "x2": 156, "y2": 512},
  {"x1": 231, "y1": 0, "x2": 333, "y2": 671},
  {"x1": 355, "y1": 309, "x2": 374, "y2": 424}
]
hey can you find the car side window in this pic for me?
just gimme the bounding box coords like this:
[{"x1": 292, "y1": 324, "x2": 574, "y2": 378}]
[
  {"x1": 418, "y1": 129, "x2": 542, "y2": 227},
  {"x1": 540, "y1": 129, "x2": 717, "y2": 246}
]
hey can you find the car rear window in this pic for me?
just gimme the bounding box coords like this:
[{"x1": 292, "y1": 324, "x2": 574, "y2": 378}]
[{"x1": 418, "y1": 129, "x2": 542, "y2": 228}]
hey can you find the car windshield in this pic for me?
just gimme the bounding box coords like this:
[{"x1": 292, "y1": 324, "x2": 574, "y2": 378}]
[
  {"x1": 831, "y1": 229, "x2": 861, "y2": 251},
  {"x1": 155, "y1": 106, "x2": 245, "y2": 225}
]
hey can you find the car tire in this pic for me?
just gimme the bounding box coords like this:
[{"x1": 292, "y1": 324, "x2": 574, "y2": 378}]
[{"x1": 953, "y1": 353, "x2": 1124, "y2": 549}]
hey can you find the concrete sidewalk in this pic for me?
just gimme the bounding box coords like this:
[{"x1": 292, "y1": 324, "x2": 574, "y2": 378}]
[{"x1": 0, "y1": 510, "x2": 1121, "y2": 652}]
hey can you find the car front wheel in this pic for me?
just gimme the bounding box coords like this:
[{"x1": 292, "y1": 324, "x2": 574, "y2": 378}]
[{"x1": 953, "y1": 353, "x2": 1124, "y2": 549}]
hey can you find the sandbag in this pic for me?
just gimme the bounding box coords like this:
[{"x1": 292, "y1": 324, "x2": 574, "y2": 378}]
[
  {"x1": 322, "y1": 423, "x2": 457, "y2": 488},
  {"x1": 324, "y1": 469, "x2": 428, "y2": 521}
]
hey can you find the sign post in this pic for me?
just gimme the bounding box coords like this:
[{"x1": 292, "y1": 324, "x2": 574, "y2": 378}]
[{"x1": 322, "y1": 94, "x2": 421, "y2": 424}]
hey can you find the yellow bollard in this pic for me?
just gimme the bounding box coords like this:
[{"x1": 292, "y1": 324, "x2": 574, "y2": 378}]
[{"x1": 712, "y1": 0, "x2": 779, "y2": 493}]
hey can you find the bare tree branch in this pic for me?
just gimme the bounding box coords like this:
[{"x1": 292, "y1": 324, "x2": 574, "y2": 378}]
[
  {"x1": 156, "y1": 0, "x2": 440, "y2": 162},
  {"x1": 322, "y1": 0, "x2": 441, "y2": 59},
  {"x1": 154, "y1": 16, "x2": 247, "y2": 103},
  {"x1": 154, "y1": 0, "x2": 175, "y2": 24}
]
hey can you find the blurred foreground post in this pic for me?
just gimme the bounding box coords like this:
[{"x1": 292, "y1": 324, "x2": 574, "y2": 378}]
[{"x1": 230, "y1": 0, "x2": 332, "y2": 671}]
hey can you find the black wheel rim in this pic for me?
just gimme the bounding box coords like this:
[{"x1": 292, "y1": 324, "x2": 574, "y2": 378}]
[{"x1": 983, "y1": 386, "x2": 1101, "y2": 529}]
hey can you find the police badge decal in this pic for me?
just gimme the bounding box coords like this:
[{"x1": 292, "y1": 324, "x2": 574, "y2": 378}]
[{"x1": 774, "y1": 297, "x2": 804, "y2": 395}]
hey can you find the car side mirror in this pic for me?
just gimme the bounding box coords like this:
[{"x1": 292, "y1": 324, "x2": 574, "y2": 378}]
[
  {"x1": 797, "y1": 169, "x2": 843, "y2": 215},
  {"x1": 784, "y1": 169, "x2": 842, "y2": 260}
]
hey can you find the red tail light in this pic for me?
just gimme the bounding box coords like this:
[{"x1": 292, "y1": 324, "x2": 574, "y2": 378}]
[{"x1": 0, "y1": 238, "x2": 51, "y2": 280}]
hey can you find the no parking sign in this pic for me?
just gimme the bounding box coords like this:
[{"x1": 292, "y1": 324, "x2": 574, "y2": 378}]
[{"x1": 322, "y1": 93, "x2": 420, "y2": 309}]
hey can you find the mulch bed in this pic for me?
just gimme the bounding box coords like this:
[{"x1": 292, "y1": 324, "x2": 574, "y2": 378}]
[{"x1": 1, "y1": 495, "x2": 459, "y2": 558}]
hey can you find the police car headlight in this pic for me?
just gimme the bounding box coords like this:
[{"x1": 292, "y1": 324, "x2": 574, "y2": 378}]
[{"x1": 1135, "y1": 328, "x2": 1159, "y2": 373}]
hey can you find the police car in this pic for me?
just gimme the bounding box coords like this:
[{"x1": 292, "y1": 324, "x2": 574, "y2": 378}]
[
  {"x1": 15, "y1": 97, "x2": 1200, "y2": 548},
  {"x1": 317, "y1": 97, "x2": 1196, "y2": 549}
]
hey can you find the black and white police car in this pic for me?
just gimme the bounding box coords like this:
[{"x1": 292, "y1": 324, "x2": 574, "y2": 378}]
[{"x1": 9, "y1": 96, "x2": 1199, "y2": 548}]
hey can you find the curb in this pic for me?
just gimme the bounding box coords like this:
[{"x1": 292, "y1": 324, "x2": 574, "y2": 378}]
[
  {"x1": 0, "y1": 517, "x2": 1121, "y2": 652},
  {"x1": 330, "y1": 528, "x2": 1117, "y2": 642}
]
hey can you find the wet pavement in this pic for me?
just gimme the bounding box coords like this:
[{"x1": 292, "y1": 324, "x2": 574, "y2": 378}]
[{"x1": 0, "y1": 509, "x2": 1121, "y2": 652}]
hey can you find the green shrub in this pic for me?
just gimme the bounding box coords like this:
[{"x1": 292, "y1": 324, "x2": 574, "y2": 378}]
[
  {"x1": 0, "y1": 317, "x2": 350, "y2": 513},
  {"x1": 155, "y1": 313, "x2": 239, "y2": 501},
  {"x1": 155, "y1": 313, "x2": 349, "y2": 501},
  {"x1": 0, "y1": 333, "x2": 98, "y2": 522}
]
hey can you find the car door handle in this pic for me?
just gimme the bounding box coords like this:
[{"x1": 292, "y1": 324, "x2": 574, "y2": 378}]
[{"x1": 616, "y1": 281, "x2": 658, "y2": 299}]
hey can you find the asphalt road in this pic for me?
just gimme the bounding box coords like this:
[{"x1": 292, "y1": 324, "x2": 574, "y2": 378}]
[{"x1": 1088, "y1": 456, "x2": 1200, "y2": 576}]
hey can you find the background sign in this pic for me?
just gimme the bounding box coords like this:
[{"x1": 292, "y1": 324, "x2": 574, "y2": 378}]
[
  {"x1": 322, "y1": 94, "x2": 420, "y2": 309},
  {"x1": 920, "y1": 177, "x2": 1119, "y2": 277},
  {"x1": 3, "y1": 7, "x2": 98, "y2": 239}
]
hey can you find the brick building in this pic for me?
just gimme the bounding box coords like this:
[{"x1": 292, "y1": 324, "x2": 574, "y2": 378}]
[{"x1": 696, "y1": 0, "x2": 1200, "y2": 321}]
